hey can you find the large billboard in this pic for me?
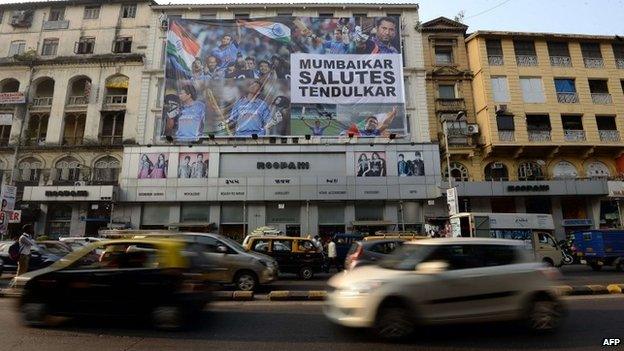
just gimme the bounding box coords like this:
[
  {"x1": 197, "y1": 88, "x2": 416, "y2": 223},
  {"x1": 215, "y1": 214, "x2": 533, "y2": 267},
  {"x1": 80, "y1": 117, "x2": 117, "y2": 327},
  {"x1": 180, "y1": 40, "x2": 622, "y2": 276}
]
[{"x1": 163, "y1": 16, "x2": 406, "y2": 140}]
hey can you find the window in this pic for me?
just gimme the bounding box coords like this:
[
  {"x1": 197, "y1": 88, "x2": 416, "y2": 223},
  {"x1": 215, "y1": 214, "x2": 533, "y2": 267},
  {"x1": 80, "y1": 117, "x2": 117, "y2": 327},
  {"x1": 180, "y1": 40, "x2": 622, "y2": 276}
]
[
  {"x1": 100, "y1": 112, "x2": 124, "y2": 145},
  {"x1": 8, "y1": 41, "x2": 26, "y2": 56},
  {"x1": 273, "y1": 240, "x2": 292, "y2": 252},
  {"x1": 318, "y1": 12, "x2": 334, "y2": 17},
  {"x1": 49, "y1": 8, "x2": 65, "y2": 21},
  {"x1": 547, "y1": 41, "x2": 570, "y2": 57},
  {"x1": 537, "y1": 233, "x2": 557, "y2": 248},
  {"x1": 371, "y1": 241, "x2": 400, "y2": 254},
  {"x1": 484, "y1": 162, "x2": 509, "y2": 181},
  {"x1": 554, "y1": 78, "x2": 576, "y2": 93},
  {"x1": 180, "y1": 203, "x2": 210, "y2": 222},
  {"x1": 426, "y1": 245, "x2": 483, "y2": 270},
  {"x1": 520, "y1": 77, "x2": 545, "y2": 103},
  {"x1": 0, "y1": 124, "x2": 11, "y2": 146},
  {"x1": 596, "y1": 115, "x2": 617, "y2": 130},
  {"x1": 200, "y1": 12, "x2": 216, "y2": 19},
  {"x1": 491, "y1": 76, "x2": 510, "y2": 102},
  {"x1": 496, "y1": 115, "x2": 515, "y2": 131},
  {"x1": 552, "y1": 161, "x2": 578, "y2": 179},
  {"x1": 482, "y1": 245, "x2": 517, "y2": 266},
  {"x1": 253, "y1": 240, "x2": 270, "y2": 253},
  {"x1": 435, "y1": 46, "x2": 453, "y2": 65},
  {"x1": 121, "y1": 4, "x2": 137, "y2": 18},
  {"x1": 94, "y1": 156, "x2": 120, "y2": 183},
  {"x1": 438, "y1": 84, "x2": 456, "y2": 99},
  {"x1": 113, "y1": 37, "x2": 132, "y2": 53},
  {"x1": 234, "y1": 13, "x2": 249, "y2": 19},
  {"x1": 445, "y1": 162, "x2": 469, "y2": 181},
  {"x1": 55, "y1": 157, "x2": 81, "y2": 182},
  {"x1": 41, "y1": 38, "x2": 58, "y2": 56},
  {"x1": 84, "y1": 6, "x2": 100, "y2": 19},
  {"x1": 25, "y1": 113, "x2": 48, "y2": 145},
  {"x1": 581, "y1": 42, "x2": 602, "y2": 58},
  {"x1": 588, "y1": 79, "x2": 609, "y2": 94},
  {"x1": 141, "y1": 204, "x2": 170, "y2": 228},
  {"x1": 75, "y1": 37, "x2": 95, "y2": 54},
  {"x1": 561, "y1": 115, "x2": 583, "y2": 130},
  {"x1": 518, "y1": 161, "x2": 544, "y2": 180},
  {"x1": 614, "y1": 44, "x2": 624, "y2": 68},
  {"x1": 526, "y1": 115, "x2": 551, "y2": 131},
  {"x1": 18, "y1": 158, "x2": 42, "y2": 183},
  {"x1": 62, "y1": 113, "x2": 86, "y2": 145},
  {"x1": 486, "y1": 39, "x2": 504, "y2": 65},
  {"x1": 586, "y1": 161, "x2": 610, "y2": 178},
  {"x1": 67, "y1": 243, "x2": 160, "y2": 270},
  {"x1": 514, "y1": 40, "x2": 536, "y2": 56}
]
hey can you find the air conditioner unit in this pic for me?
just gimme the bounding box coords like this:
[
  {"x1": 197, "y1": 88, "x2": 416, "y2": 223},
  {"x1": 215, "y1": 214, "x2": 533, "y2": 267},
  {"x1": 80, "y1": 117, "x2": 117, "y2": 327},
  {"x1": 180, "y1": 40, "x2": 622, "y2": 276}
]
[
  {"x1": 466, "y1": 124, "x2": 479, "y2": 135},
  {"x1": 491, "y1": 162, "x2": 505, "y2": 169},
  {"x1": 495, "y1": 104, "x2": 508, "y2": 114},
  {"x1": 74, "y1": 181, "x2": 86, "y2": 186}
]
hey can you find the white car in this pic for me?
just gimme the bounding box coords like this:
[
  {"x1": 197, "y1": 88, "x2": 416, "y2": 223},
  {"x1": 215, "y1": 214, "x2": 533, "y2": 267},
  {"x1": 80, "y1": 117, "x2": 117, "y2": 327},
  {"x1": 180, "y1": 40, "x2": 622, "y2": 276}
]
[{"x1": 324, "y1": 238, "x2": 564, "y2": 340}]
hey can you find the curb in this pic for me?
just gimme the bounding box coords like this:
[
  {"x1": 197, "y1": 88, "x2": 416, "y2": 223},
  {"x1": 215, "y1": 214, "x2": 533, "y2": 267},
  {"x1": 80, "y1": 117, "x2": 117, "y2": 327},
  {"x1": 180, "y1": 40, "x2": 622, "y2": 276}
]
[
  {"x1": 269, "y1": 290, "x2": 327, "y2": 301},
  {"x1": 554, "y1": 284, "x2": 624, "y2": 296}
]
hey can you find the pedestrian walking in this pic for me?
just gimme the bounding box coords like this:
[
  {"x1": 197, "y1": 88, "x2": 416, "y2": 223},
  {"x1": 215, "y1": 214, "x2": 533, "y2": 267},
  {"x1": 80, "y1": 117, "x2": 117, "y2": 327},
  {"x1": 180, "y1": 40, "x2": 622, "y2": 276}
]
[
  {"x1": 327, "y1": 238, "x2": 337, "y2": 272},
  {"x1": 16, "y1": 224, "x2": 36, "y2": 276}
]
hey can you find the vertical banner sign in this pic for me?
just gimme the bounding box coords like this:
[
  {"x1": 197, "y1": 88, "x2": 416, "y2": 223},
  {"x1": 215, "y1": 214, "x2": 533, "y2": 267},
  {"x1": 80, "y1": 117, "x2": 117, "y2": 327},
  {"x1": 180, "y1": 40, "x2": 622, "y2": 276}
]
[
  {"x1": 162, "y1": 16, "x2": 406, "y2": 140},
  {"x1": 1, "y1": 185, "x2": 17, "y2": 211},
  {"x1": 446, "y1": 187, "x2": 458, "y2": 216}
]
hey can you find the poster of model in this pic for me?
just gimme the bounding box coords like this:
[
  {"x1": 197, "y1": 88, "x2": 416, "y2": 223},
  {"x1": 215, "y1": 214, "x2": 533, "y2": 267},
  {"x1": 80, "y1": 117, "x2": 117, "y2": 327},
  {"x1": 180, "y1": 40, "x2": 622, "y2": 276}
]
[
  {"x1": 163, "y1": 16, "x2": 406, "y2": 140},
  {"x1": 397, "y1": 151, "x2": 425, "y2": 176},
  {"x1": 138, "y1": 153, "x2": 169, "y2": 179},
  {"x1": 178, "y1": 153, "x2": 209, "y2": 178},
  {"x1": 355, "y1": 151, "x2": 387, "y2": 177}
]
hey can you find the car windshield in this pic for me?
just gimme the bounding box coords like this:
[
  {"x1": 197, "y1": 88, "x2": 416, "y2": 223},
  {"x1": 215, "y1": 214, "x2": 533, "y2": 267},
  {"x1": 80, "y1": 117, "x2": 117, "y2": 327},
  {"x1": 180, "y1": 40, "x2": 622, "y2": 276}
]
[
  {"x1": 378, "y1": 244, "x2": 435, "y2": 271},
  {"x1": 217, "y1": 235, "x2": 244, "y2": 251}
]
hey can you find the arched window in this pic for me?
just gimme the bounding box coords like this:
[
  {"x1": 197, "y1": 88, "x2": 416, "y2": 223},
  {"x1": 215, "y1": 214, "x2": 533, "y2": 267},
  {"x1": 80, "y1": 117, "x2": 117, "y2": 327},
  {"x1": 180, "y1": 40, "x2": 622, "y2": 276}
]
[
  {"x1": 18, "y1": 157, "x2": 43, "y2": 183},
  {"x1": 94, "y1": 156, "x2": 120, "y2": 183},
  {"x1": 585, "y1": 161, "x2": 610, "y2": 178},
  {"x1": 55, "y1": 156, "x2": 81, "y2": 183},
  {"x1": 66, "y1": 76, "x2": 91, "y2": 106},
  {"x1": 32, "y1": 77, "x2": 54, "y2": 107},
  {"x1": 0, "y1": 78, "x2": 20, "y2": 93},
  {"x1": 444, "y1": 162, "x2": 469, "y2": 181},
  {"x1": 484, "y1": 162, "x2": 509, "y2": 181},
  {"x1": 552, "y1": 161, "x2": 578, "y2": 179},
  {"x1": 518, "y1": 161, "x2": 544, "y2": 180},
  {"x1": 104, "y1": 74, "x2": 129, "y2": 105}
]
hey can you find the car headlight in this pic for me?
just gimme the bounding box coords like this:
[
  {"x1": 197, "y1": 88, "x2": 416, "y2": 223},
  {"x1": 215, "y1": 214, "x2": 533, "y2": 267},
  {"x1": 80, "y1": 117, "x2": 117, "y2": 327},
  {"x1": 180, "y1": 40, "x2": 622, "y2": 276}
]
[
  {"x1": 259, "y1": 260, "x2": 275, "y2": 269},
  {"x1": 339, "y1": 280, "x2": 385, "y2": 297}
]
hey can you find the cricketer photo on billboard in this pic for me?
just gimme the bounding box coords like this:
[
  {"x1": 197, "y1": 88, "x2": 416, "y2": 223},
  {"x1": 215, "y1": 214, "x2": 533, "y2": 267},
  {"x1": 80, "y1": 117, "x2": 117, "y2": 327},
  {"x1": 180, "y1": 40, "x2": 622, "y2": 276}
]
[{"x1": 162, "y1": 16, "x2": 406, "y2": 139}]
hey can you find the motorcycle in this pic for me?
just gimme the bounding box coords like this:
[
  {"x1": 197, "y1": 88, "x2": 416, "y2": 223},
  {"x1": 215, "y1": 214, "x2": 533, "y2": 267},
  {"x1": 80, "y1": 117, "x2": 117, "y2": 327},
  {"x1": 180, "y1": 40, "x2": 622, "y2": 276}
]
[{"x1": 558, "y1": 240, "x2": 575, "y2": 265}]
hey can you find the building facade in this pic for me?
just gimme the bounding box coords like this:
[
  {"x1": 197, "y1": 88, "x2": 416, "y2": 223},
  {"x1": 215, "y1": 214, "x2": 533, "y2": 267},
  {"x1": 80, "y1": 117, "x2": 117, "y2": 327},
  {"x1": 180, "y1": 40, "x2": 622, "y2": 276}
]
[
  {"x1": 462, "y1": 31, "x2": 624, "y2": 238},
  {"x1": 0, "y1": 0, "x2": 152, "y2": 238},
  {"x1": 111, "y1": 3, "x2": 443, "y2": 240}
]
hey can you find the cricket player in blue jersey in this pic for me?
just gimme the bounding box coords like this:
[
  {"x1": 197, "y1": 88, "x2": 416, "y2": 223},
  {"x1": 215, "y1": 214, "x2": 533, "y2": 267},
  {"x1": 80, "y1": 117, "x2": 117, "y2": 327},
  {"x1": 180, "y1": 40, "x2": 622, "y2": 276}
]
[
  {"x1": 323, "y1": 28, "x2": 351, "y2": 54},
  {"x1": 211, "y1": 33, "x2": 241, "y2": 70},
  {"x1": 225, "y1": 80, "x2": 272, "y2": 136},
  {"x1": 167, "y1": 84, "x2": 206, "y2": 140},
  {"x1": 356, "y1": 17, "x2": 399, "y2": 54}
]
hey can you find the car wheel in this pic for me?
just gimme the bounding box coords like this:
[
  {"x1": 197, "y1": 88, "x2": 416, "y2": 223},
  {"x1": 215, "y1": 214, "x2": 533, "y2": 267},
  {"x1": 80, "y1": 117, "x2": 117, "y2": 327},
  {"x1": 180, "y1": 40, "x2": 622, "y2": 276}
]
[
  {"x1": 20, "y1": 301, "x2": 49, "y2": 327},
  {"x1": 542, "y1": 258, "x2": 554, "y2": 267},
  {"x1": 590, "y1": 263, "x2": 602, "y2": 271},
  {"x1": 525, "y1": 297, "x2": 563, "y2": 333},
  {"x1": 298, "y1": 266, "x2": 314, "y2": 280},
  {"x1": 234, "y1": 271, "x2": 258, "y2": 291},
  {"x1": 374, "y1": 306, "x2": 414, "y2": 341},
  {"x1": 152, "y1": 305, "x2": 184, "y2": 331}
]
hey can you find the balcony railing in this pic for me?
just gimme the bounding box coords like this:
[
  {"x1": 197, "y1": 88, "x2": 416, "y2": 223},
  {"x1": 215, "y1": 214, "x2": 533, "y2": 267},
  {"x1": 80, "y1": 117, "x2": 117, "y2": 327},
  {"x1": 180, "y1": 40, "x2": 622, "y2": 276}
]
[
  {"x1": 436, "y1": 98, "x2": 466, "y2": 112},
  {"x1": 549, "y1": 56, "x2": 572, "y2": 67},
  {"x1": 488, "y1": 55, "x2": 504, "y2": 66},
  {"x1": 62, "y1": 137, "x2": 84, "y2": 146},
  {"x1": 498, "y1": 130, "x2": 515, "y2": 142},
  {"x1": 67, "y1": 96, "x2": 88, "y2": 106},
  {"x1": 528, "y1": 130, "x2": 551, "y2": 142},
  {"x1": 564, "y1": 129, "x2": 586, "y2": 142},
  {"x1": 591, "y1": 93, "x2": 613, "y2": 104},
  {"x1": 104, "y1": 95, "x2": 127, "y2": 104},
  {"x1": 43, "y1": 20, "x2": 69, "y2": 30},
  {"x1": 583, "y1": 57, "x2": 604, "y2": 68},
  {"x1": 99, "y1": 135, "x2": 123, "y2": 145},
  {"x1": 31, "y1": 97, "x2": 53, "y2": 107},
  {"x1": 516, "y1": 54, "x2": 538, "y2": 66},
  {"x1": 557, "y1": 92, "x2": 579, "y2": 103},
  {"x1": 616, "y1": 58, "x2": 624, "y2": 69},
  {"x1": 599, "y1": 130, "x2": 620, "y2": 142}
]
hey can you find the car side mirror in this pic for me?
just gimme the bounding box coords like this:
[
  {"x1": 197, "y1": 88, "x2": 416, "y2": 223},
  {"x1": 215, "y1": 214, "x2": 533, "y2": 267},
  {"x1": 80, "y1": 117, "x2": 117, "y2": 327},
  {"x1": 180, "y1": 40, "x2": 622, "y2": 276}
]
[
  {"x1": 216, "y1": 245, "x2": 228, "y2": 254},
  {"x1": 415, "y1": 261, "x2": 448, "y2": 274}
]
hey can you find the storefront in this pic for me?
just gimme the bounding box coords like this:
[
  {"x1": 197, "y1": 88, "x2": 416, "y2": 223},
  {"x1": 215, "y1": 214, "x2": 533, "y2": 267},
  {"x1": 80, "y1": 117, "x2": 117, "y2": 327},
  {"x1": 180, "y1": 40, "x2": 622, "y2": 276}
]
[
  {"x1": 21, "y1": 185, "x2": 116, "y2": 238},
  {"x1": 116, "y1": 144, "x2": 443, "y2": 238}
]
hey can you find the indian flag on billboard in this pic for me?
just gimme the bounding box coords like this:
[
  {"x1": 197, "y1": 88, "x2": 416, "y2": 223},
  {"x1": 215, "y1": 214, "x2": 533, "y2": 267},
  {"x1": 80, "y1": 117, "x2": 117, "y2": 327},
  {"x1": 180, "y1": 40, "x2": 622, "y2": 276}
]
[
  {"x1": 167, "y1": 21, "x2": 201, "y2": 74},
  {"x1": 239, "y1": 20, "x2": 291, "y2": 44}
]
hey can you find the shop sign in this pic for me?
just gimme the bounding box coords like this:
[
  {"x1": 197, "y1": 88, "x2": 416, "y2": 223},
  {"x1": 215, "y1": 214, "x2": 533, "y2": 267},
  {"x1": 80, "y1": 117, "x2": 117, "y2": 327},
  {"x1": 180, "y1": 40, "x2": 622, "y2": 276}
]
[
  {"x1": 447, "y1": 187, "x2": 458, "y2": 216},
  {"x1": 506, "y1": 184, "x2": 550, "y2": 192},
  {"x1": 225, "y1": 179, "x2": 241, "y2": 185},
  {"x1": 607, "y1": 181, "x2": 624, "y2": 197},
  {"x1": 257, "y1": 162, "x2": 310, "y2": 170},
  {"x1": 561, "y1": 219, "x2": 593, "y2": 227},
  {"x1": 0, "y1": 210, "x2": 21, "y2": 223},
  {"x1": 45, "y1": 190, "x2": 89, "y2": 197},
  {"x1": 0, "y1": 92, "x2": 25, "y2": 104}
]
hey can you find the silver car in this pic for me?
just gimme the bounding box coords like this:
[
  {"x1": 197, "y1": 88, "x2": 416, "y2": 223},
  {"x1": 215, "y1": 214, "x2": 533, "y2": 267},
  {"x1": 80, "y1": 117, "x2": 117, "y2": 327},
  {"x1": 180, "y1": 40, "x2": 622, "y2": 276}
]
[{"x1": 325, "y1": 238, "x2": 564, "y2": 340}]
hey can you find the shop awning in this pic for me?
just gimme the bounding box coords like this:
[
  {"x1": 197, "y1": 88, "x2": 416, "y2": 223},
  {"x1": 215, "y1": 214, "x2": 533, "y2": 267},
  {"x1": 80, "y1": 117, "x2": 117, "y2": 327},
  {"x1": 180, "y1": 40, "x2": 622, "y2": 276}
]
[{"x1": 351, "y1": 220, "x2": 394, "y2": 226}]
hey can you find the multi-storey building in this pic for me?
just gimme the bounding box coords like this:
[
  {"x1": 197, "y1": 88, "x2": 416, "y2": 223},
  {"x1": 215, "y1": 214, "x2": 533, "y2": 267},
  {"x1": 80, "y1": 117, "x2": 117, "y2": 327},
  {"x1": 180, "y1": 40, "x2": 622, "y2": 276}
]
[
  {"x1": 461, "y1": 31, "x2": 624, "y2": 238},
  {"x1": 112, "y1": 3, "x2": 443, "y2": 240},
  {"x1": 0, "y1": 0, "x2": 152, "y2": 237}
]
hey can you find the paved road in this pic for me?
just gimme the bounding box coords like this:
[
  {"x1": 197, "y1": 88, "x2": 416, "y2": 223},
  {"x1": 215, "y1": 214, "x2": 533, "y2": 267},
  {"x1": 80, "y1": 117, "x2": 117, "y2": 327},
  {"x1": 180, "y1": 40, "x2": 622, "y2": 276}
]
[{"x1": 0, "y1": 295, "x2": 622, "y2": 351}]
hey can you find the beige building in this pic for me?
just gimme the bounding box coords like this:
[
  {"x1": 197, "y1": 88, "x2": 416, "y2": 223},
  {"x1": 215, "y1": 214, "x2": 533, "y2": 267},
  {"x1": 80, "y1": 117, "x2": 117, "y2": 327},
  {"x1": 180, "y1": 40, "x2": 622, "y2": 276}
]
[
  {"x1": 0, "y1": 0, "x2": 152, "y2": 237},
  {"x1": 459, "y1": 30, "x2": 624, "y2": 238}
]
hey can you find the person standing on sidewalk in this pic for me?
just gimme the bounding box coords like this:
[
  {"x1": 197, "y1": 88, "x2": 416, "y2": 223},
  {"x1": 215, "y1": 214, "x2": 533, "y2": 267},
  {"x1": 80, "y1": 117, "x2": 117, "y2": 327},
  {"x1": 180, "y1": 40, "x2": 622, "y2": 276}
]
[
  {"x1": 16, "y1": 224, "x2": 36, "y2": 276},
  {"x1": 327, "y1": 238, "x2": 337, "y2": 272}
]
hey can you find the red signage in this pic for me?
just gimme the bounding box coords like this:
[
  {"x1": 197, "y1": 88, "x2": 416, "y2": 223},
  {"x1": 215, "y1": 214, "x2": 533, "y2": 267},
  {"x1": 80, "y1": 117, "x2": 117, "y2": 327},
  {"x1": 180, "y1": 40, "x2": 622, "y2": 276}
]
[
  {"x1": 0, "y1": 210, "x2": 21, "y2": 223},
  {"x1": 0, "y1": 92, "x2": 25, "y2": 104}
]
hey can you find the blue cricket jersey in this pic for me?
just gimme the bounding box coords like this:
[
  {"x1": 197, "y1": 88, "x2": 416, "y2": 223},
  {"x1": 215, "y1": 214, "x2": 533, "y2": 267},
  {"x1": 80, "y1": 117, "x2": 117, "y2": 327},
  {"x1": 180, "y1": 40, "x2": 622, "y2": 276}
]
[
  {"x1": 211, "y1": 42, "x2": 240, "y2": 70},
  {"x1": 176, "y1": 100, "x2": 206, "y2": 139},
  {"x1": 228, "y1": 97, "x2": 271, "y2": 136}
]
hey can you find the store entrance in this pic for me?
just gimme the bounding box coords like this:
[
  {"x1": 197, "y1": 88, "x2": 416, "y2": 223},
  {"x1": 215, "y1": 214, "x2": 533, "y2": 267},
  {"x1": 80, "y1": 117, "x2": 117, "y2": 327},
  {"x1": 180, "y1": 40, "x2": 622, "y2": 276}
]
[{"x1": 220, "y1": 224, "x2": 245, "y2": 241}]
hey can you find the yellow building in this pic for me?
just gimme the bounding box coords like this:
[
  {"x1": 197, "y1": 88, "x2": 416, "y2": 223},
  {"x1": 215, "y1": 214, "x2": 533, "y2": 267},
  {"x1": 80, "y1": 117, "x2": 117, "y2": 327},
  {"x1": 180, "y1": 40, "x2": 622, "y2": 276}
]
[{"x1": 458, "y1": 30, "x2": 624, "y2": 238}]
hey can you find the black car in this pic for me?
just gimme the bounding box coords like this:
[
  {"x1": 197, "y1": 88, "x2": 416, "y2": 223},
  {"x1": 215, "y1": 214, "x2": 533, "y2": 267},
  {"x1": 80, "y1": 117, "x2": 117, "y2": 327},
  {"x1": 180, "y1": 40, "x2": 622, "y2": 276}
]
[
  {"x1": 344, "y1": 239, "x2": 404, "y2": 270},
  {"x1": 0, "y1": 241, "x2": 62, "y2": 274},
  {"x1": 14, "y1": 239, "x2": 211, "y2": 330}
]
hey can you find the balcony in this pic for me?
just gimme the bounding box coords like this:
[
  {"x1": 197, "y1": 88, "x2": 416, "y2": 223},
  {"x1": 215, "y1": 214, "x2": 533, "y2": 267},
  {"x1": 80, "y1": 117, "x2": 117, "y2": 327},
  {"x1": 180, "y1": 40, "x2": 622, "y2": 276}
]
[
  {"x1": 528, "y1": 130, "x2": 551, "y2": 142},
  {"x1": 617, "y1": 58, "x2": 624, "y2": 69},
  {"x1": 436, "y1": 98, "x2": 466, "y2": 112},
  {"x1": 62, "y1": 137, "x2": 84, "y2": 146},
  {"x1": 557, "y1": 92, "x2": 579, "y2": 103},
  {"x1": 488, "y1": 55, "x2": 504, "y2": 66},
  {"x1": 516, "y1": 55, "x2": 538, "y2": 66},
  {"x1": 43, "y1": 20, "x2": 69, "y2": 30},
  {"x1": 98, "y1": 135, "x2": 123, "y2": 145},
  {"x1": 31, "y1": 97, "x2": 53, "y2": 107},
  {"x1": 583, "y1": 57, "x2": 604, "y2": 68},
  {"x1": 103, "y1": 95, "x2": 127, "y2": 110},
  {"x1": 591, "y1": 93, "x2": 613, "y2": 104},
  {"x1": 549, "y1": 56, "x2": 572, "y2": 67},
  {"x1": 599, "y1": 130, "x2": 620, "y2": 142},
  {"x1": 67, "y1": 96, "x2": 88, "y2": 106},
  {"x1": 498, "y1": 130, "x2": 515, "y2": 142},
  {"x1": 564, "y1": 130, "x2": 586, "y2": 142}
]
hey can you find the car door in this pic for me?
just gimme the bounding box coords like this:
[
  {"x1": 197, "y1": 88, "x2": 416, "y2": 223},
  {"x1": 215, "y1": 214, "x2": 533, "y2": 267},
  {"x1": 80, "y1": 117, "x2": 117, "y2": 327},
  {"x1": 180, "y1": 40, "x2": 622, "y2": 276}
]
[
  {"x1": 197, "y1": 236, "x2": 231, "y2": 283},
  {"x1": 295, "y1": 239, "x2": 320, "y2": 270},
  {"x1": 534, "y1": 232, "x2": 561, "y2": 265},
  {"x1": 271, "y1": 239, "x2": 294, "y2": 273}
]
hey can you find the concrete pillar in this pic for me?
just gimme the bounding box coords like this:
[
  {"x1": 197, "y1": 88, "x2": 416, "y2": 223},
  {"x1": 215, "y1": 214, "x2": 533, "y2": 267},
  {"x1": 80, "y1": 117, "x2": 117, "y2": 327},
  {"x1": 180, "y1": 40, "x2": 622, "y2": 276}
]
[
  {"x1": 344, "y1": 202, "x2": 355, "y2": 232},
  {"x1": 82, "y1": 102, "x2": 101, "y2": 142},
  {"x1": 589, "y1": 197, "x2": 601, "y2": 230},
  {"x1": 301, "y1": 202, "x2": 318, "y2": 236},
  {"x1": 70, "y1": 204, "x2": 86, "y2": 236},
  {"x1": 384, "y1": 202, "x2": 399, "y2": 229},
  {"x1": 210, "y1": 204, "x2": 221, "y2": 230},
  {"x1": 45, "y1": 79, "x2": 69, "y2": 145},
  {"x1": 551, "y1": 197, "x2": 564, "y2": 240},
  {"x1": 36, "y1": 203, "x2": 48, "y2": 236},
  {"x1": 168, "y1": 203, "x2": 180, "y2": 228},
  {"x1": 247, "y1": 203, "x2": 265, "y2": 232}
]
